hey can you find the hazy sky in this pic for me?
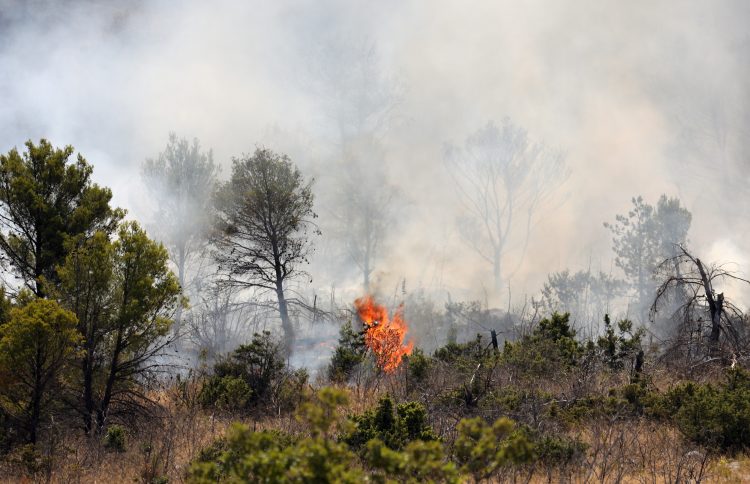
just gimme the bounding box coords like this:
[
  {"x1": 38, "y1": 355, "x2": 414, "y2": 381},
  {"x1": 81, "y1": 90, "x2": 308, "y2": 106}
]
[{"x1": 1, "y1": 0, "x2": 748, "y2": 307}]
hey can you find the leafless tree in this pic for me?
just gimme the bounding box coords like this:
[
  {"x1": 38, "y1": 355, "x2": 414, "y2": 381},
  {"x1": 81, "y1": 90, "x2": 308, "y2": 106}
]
[
  {"x1": 306, "y1": 38, "x2": 402, "y2": 292},
  {"x1": 306, "y1": 38, "x2": 400, "y2": 143},
  {"x1": 186, "y1": 281, "x2": 265, "y2": 362},
  {"x1": 651, "y1": 245, "x2": 750, "y2": 365},
  {"x1": 445, "y1": 118, "x2": 568, "y2": 292},
  {"x1": 330, "y1": 135, "x2": 398, "y2": 291}
]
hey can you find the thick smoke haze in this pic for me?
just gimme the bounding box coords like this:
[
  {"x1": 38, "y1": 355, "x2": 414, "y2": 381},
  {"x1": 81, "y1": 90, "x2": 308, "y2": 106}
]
[{"x1": 1, "y1": 0, "x2": 748, "y2": 318}]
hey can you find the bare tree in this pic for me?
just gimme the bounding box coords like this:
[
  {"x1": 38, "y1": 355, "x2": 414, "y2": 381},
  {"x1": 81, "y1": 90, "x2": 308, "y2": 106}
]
[
  {"x1": 651, "y1": 245, "x2": 750, "y2": 364},
  {"x1": 331, "y1": 135, "x2": 398, "y2": 292},
  {"x1": 213, "y1": 148, "x2": 319, "y2": 354},
  {"x1": 306, "y1": 38, "x2": 400, "y2": 143},
  {"x1": 445, "y1": 119, "x2": 568, "y2": 292},
  {"x1": 307, "y1": 38, "x2": 402, "y2": 292},
  {"x1": 186, "y1": 281, "x2": 265, "y2": 361},
  {"x1": 671, "y1": 95, "x2": 750, "y2": 216}
]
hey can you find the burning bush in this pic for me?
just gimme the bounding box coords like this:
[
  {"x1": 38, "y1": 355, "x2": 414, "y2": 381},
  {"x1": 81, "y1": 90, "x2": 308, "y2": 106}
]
[{"x1": 354, "y1": 296, "x2": 414, "y2": 373}]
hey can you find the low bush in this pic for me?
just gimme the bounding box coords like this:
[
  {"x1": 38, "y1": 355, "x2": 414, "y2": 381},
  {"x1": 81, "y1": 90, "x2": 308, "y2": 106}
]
[
  {"x1": 103, "y1": 425, "x2": 127, "y2": 453},
  {"x1": 502, "y1": 312, "x2": 582, "y2": 377},
  {"x1": 653, "y1": 368, "x2": 750, "y2": 452},
  {"x1": 327, "y1": 321, "x2": 367, "y2": 383},
  {"x1": 345, "y1": 395, "x2": 437, "y2": 451},
  {"x1": 199, "y1": 331, "x2": 304, "y2": 413},
  {"x1": 454, "y1": 416, "x2": 535, "y2": 481}
]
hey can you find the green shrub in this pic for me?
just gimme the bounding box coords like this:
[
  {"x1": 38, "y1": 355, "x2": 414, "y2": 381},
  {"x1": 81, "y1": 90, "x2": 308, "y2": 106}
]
[
  {"x1": 189, "y1": 388, "x2": 362, "y2": 483},
  {"x1": 103, "y1": 424, "x2": 127, "y2": 452},
  {"x1": 406, "y1": 348, "x2": 430, "y2": 384},
  {"x1": 188, "y1": 426, "x2": 291, "y2": 483},
  {"x1": 502, "y1": 313, "x2": 581, "y2": 377},
  {"x1": 199, "y1": 331, "x2": 291, "y2": 411},
  {"x1": 597, "y1": 314, "x2": 644, "y2": 372},
  {"x1": 365, "y1": 438, "x2": 459, "y2": 483},
  {"x1": 199, "y1": 376, "x2": 252, "y2": 411},
  {"x1": 654, "y1": 368, "x2": 750, "y2": 451},
  {"x1": 534, "y1": 434, "x2": 588, "y2": 468},
  {"x1": 327, "y1": 321, "x2": 367, "y2": 383},
  {"x1": 454, "y1": 416, "x2": 535, "y2": 482},
  {"x1": 276, "y1": 368, "x2": 310, "y2": 413},
  {"x1": 7, "y1": 444, "x2": 51, "y2": 476},
  {"x1": 345, "y1": 395, "x2": 437, "y2": 451},
  {"x1": 434, "y1": 334, "x2": 487, "y2": 368}
]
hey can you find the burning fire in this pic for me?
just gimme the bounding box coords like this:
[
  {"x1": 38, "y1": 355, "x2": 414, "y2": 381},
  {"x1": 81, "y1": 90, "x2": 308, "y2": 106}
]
[{"x1": 354, "y1": 295, "x2": 414, "y2": 373}]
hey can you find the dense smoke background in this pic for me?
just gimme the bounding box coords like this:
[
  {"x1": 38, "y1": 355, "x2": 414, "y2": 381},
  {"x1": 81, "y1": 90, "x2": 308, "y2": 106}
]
[{"x1": 1, "y1": 0, "x2": 748, "y2": 327}]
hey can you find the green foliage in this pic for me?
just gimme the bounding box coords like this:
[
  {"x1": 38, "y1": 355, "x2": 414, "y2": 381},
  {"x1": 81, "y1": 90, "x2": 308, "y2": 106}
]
[
  {"x1": 597, "y1": 315, "x2": 644, "y2": 371},
  {"x1": 434, "y1": 334, "x2": 488, "y2": 368},
  {"x1": 479, "y1": 386, "x2": 556, "y2": 424},
  {"x1": 103, "y1": 425, "x2": 127, "y2": 452},
  {"x1": 188, "y1": 425, "x2": 297, "y2": 483},
  {"x1": 199, "y1": 376, "x2": 252, "y2": 411},
  {"x1": 0, "y1": 139, "x2": 123, "y2": 296},
  {"x1": 297, "y1": 387, "x2": 350, "y2": 437},
  {"x1": 55, "y1": 221, "x2": 181, "y2": 431},
  {"x1": 604, "y1": 195, "x2": 691, "y2": 317},
  {"x1": 0, "y1": 287, "x2": 12, "y2": 327},
  {"x1": 190, "y1": 388, "x2": 452, "y2": 483},
  {"x1": 6, "y1": 443, "x2": 52, "y2": 476},
  {"x1": 365, "y1": 438, "x2": 459, "y2": 484},
  {"x1": 406, "y1": 348, "x2": 430, "y2": 384},
  {"x1": 0, "y1": 298, "x2": 81, "y2": 443},
  {"x1": 534, "y1": 434, "x2": 588, "y2": 474},
  {"x1": 276, "y1": 368, "x2": 310, "y2": 413},
  {"x1": 502, "y1": 312, "x2": 581, "y2": 376},
  {"x1": 454, "y1": 416, "x2": 535, "y2": 481},
  {"x1": 141, "y1": 133, "x2": 218, "y2": 277},
  {"x1": 189, "y1": 388, "x2": 362, "y2": 483},
  {"x1": 328, "y1": 320, "x2": 367, "y2": 383},
  {"x1": 654, "y1": 369, "x2": 750, "y2": 451},
  {"x1": 214, "y1": 148, "x2": 319, "y2": 351},
  {"x1": 346, "y1": 395, "x2": 437, "y2": 451},
  {"x1": 200, "y1": 331, "x2": 295, "y2": 411},
  {"x1": 557, "y1": 381, "x2": 656, "y2": 423}
]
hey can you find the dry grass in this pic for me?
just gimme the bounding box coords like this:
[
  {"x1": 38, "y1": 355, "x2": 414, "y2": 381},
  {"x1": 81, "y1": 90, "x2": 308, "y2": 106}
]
[{"x1": 2, "y1": 377, "x2": 750, "y2": 483}]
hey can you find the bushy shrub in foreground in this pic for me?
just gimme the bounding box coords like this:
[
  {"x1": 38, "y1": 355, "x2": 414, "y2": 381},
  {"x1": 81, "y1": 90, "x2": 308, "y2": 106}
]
[
  {"x1": 653, "y1": 368, "x2": 750, "y2": 452},
  {"x1": 199, "y1": 331, "x2": 307, "y2": 412},
  {"x1": 188, "y1": 386, "x2": 589, "y2": 483},
  {"x1": 345, "y1": 395, "x2": 437, "y2": 451}
]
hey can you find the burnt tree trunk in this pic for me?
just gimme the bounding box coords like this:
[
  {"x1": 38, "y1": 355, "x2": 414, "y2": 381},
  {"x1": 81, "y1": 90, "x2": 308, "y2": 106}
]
[{"x1": 696, "y1": 258, "x2": 723, "y2": 356}]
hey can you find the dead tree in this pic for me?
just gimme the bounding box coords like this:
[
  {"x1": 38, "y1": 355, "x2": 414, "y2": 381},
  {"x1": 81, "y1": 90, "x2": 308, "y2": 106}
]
[
  {"x1": 445, "y1": 119, "x2": 568, "y2": 293},
  {"x1": 651, "y1": 245, "x2": 750, "y2": 365}
]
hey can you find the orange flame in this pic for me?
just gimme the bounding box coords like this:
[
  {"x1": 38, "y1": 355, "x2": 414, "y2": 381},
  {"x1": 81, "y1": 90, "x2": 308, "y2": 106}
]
[{"x1": 354, "y1": 295, "x2": 414, "y2": 373}]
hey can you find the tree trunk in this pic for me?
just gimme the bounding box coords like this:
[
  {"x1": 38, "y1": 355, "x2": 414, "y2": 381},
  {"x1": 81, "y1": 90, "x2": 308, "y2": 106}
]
[
  {"x1": 34, "y1": 229, "x2": 45, "y2": 298},
  {"x1": 172, "y1": 245, "x2": 186, "y2": 348},
  {"x1": 696, "y1": 258, "x2": 722, "y2": 356},
  {"x1": 276, "y1": 283, "x2": 294, "y2": 355},
  {"x1": 29, "y1": 349, "x2": 42, "y2": 444},
  {"x1": 29, "y1": 390, "x2": 40, "y2": 444},
  {"x1": 493, "y1": 249, "x2": 502, "y2": 292},
  {"x1": 97, "y1": 325, "x2": 124, "y2": 431},
  {"x1": 82, "y1": 353, "x2": 94, "y2": 433}
]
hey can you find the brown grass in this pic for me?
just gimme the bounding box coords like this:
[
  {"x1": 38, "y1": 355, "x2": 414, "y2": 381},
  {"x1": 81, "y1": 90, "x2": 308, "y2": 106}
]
[{"x1": 2, "y1": 376, "x2": 750, "y2": 483}]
